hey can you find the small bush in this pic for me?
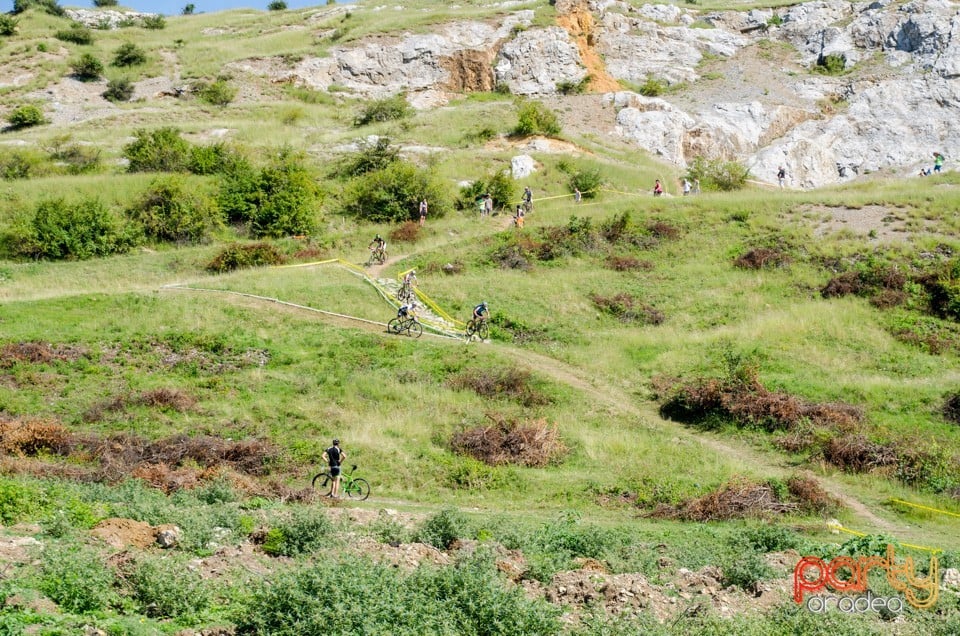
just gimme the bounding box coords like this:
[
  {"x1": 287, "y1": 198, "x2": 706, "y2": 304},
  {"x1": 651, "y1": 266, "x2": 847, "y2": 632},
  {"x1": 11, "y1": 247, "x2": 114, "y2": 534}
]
[
  {"x1": 13, "y1": 0, "x2": 65, "y2": 15},
  {"x1": 142, "y1": 14, "x2": 166, "y2": 29},
  {"x1": 451, "y1": 415, "x2": 567, "y2": 467},
  {"x1": 569, "y1": 167, "x2": 601, "y2": 198},
  {"x1": 943, "y1": 391, "x2": 960, "y2": 424},
  {"x1": 127, "y1": 176, "x2": 220, "y2": 243},
  {"x1": 267, "y1": 0, "x2": 287, "y2": 9},
  {"x1": 605, "y1": 255, "x2": 653, "y2": 271},
  {"x1": 446, "y1": 367, "x2": 551, "y2": 406},
  {"x1": 720, "y1": 551, "x2": 775, "y2": 595},
  {"x1": 262, "y1": 507, "x2": 332, "y2": 556},
  {"x1": 196, "y1": 78, "x2": 237, "y2": 106},
  {"x1": 353, "y1": 94, "x2": 410, "y2": 126},
  {"x1": 103, "y1": 77, "x2": 134, "y2": 102},
  {"x1": 339, "y1": 160, "x2": 450, "y2": 223},
  {"x1": 39, "y1": 544, "x2": 117, "y2": 613},
  {"x1": 731, "y1": 524, "x2": 802, "y2": 553},
  {"x1": 127, "y1": 556, "x2": 210, "y2": 618},
  {"x1": 370, "y1": 510, "x2": 408, "y2": 544},
  {"x1": 416, "y1": 507, "x2": 468, "y2": 549},
  {"x1": 815, "y1": 53, "x2": 847, "y2": 75},
  {"x1": 512, "y1": 100, "x2": 561, "y2": 137},
  {"x1": 734, "y1": 247, "x2": 790, "y2": 269},
  {"x1": 206, "y1": 242, "x2": 286, "y2": 273},
  {"x1": 556, "y1": 76, "x2": 589, "y2": 95},
  {"x1": 188, "y1": 142, "x2": 240, "y2": 175},
  {"x1": 112, "y1": 42, "x2": 147, "y2": 67},
  {"x1": 55, "y1": 26, "x2": 93, "y2": 45},
  {"x1": 7, "y1": 104, "x2": 46, "y2": 129},
  {"x1": 457, "y1": 170, "x2": 516, "y2": 212},
  {"x1": 686, "y1": 155, "x2": 749, "y2": 191},
  {"x1": 93, "y1": 0, "x2": 119, "y2": 5},
  {"x1": 591, "y1": 292, "x2": 664, "y2": 325},
  {"x1": 71, "y1": 52, "x2": 104, "y2": 81},
  {"x1": 335, "y1": 136, "x2": 399, "y2": 178},
  {"x1": 15, "y1": 198, "x2": 136, "y2": 260},
  {"x1": 638, "y1": 76, "x2": 667, "y2": 97},
  {"x1": 0, "y1": 149, "x2": 45, "y2": 179},
  {"x1": 0, "y1": 478, "x2": 45, "y2": 524},
  {"x1": 123, "y1": 127, "x2": 192, "y2": 173},
  {"x1": 0, "y1": 15, "x2": 19, "y2": 36}
]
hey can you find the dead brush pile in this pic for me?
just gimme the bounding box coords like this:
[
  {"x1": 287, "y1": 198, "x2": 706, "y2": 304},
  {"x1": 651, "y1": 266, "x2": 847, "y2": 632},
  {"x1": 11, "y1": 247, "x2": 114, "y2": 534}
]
[
  {"x1": 604, "y1": 255, "x2": 653, "y2": 272},
  {"x1": 944, "y1": 392, "x2": 960, "y2": 425},
  {"x1": 446, "y1": 366, "x2": 551, "y2": 407},
  {"x1": 0, "y1": 418, "x2": 71, "y2": 456},
  {"x1": 821, "y1": 434, "x2": 898, "y2": 472},
  {"x1": 787, "y1": 473, "x2": 842, "y2": 515},
  {"x1": 0, "y1": 341, "x2": 87, "y2": 368},
  {"x1": 734, "y1": 248, "x2": 791, "y2": 270},
  {"x1": 590, "y1": 292, "x2": 665, "y2": 325},
  {"x1": 390, "y1": 221, "x2": 421, "y2": 243},
  {"x1": 650, "y1": 477, "x2": 798, "y2": 521},
  {"x1": 450, "y1": 414, "x2": 567, "y2": 467}
]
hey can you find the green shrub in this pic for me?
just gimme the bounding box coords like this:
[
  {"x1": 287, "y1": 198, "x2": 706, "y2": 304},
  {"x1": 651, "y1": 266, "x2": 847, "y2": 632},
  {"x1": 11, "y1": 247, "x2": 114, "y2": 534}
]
[
  {"x1": 556, "y1": 76, "x2": 589, "y2": 95},
  {"x1": 112, "y1": 42, "x2": 147, "y2": 67},
  {"x1": 182, "y1": 3, "x2": 195, "y2": 14},
  {"x1": 206, "y1": 242, "x2": 286, "y2": 273},
  {"x1": 638, "y1": 76, "x2": 667, "y2": 97},
  {"x1": 54, "y1": 26, "x2": 92, "y2": 44},
  {"x1": 123, "y1": 127, "x2": 192, "y2": 173},
  {"x1": 103, "y1": 77, "x2": 134, "y2": 102},
  {"x1": 0, "y1": 478, "x2": 46, "y2": 524},
  {"x1": 353, "y1": 94, "x2": 411, "y2": 126},
  {"x1": 685, "y1": 155, "x2": 750, "y2": 191},
  {"x1": 0, "y1": 14, "x2": 19, "y2": 36},
  {"x1": 720, "y1": 550, "x2": 775, "y2": 593},
  {"x1": 458, "y1": 170, "x2": 516, "y2": 212},
  {"x1": 13, "y1": 0, "x2": 64, "y2": 15},
  {"x1": 71, "y1": 53, "x2": 104, "y2": 81},
  {"x1": 39, "y1": 544, "x2": 117, "y2": 613},
  {"x1": 7, "y1": 104, "x2": 46, "y2": 129},
  {"x1": 195, "y1": 78, "x2": 237, "y2": 106},
  {"x1": 142, "y1": 14, "x2": 166, "y2": 29},
  {"x1": 250, "y1": 149, "x2": 319, "y2": 237},
  {"x1": 730, "y1": 524, "x2": 802, "y2": 553},
  {"x1": 370, "y1": 510, "x2": 408, "y2": 544},
  {"x1": 127, "y1": 176, "x2": 220, "y2": 243},
  {"x1": 0, "y1": 149, "x2": 46, "y2": 180},
  {"x1": 339, "y1": 160, "x2": 451, "y2": 223},
  {"x1": 569, "y1": 167, "x2": 601, "y2": 198},
  {"x1": 93, "y1": 0, "x2": 118, "y2": 5},
  {"x1": 815, "y1": 53, "x2": 847, "y2": 75},
  {"x1": 416, "y1": 507, "x2": 468, "y2": 549},
  {"x1": 216, "y1": 156, "x2": 260, "y2": 223},
  {"x1": 128, "y1": 556, "x2": 210, "y2": 618},
  {"x1": 188, "y1": 142, "x2": 241, "y2": 175},
  {"x1": 15, "y1": 198, "x2": 136, "y2": 260},
  {"x1": 262, "y1": 506, "x2": 333, "y2": 556},
  {"x1": 512, "y1": 100, "x2": 561, "y2": 137},
  {"x1": 46, "y1": 137, "x2": 101, "y2": 174},
  {"x1": 494, "y1": 81, "x2": 511, "y2": 95},
  {"x1": 268, "y1": 0, "x2": 287, "y2": 8},
  {"x1": 335, "y1": 136, "x2": 400, "y2": 177}
]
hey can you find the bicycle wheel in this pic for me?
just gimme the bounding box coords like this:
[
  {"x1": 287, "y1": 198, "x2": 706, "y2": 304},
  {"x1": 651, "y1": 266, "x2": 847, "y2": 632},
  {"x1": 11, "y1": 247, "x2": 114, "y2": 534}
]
[
  {"x1": 408, "y1": 321, "x2": 423, "y2": 338},
  {"x1": 346, "y1": 478, "x2": 370, "y2": 501},
  {"x1": 311, "y1": 472, "x2": 332, "y2": 496},
  {"x1": 387, "y1": 318, "x2": 402, "y2": 334},
  {"x1": 476, "y1": 322, "x2": 489, "y2": 340},
  {"x1": 375, "y1": 251, "x2": 386, "y2": 264},
  {"x1": 465, "y1": 320, "x2": 476, "y2": 338}
]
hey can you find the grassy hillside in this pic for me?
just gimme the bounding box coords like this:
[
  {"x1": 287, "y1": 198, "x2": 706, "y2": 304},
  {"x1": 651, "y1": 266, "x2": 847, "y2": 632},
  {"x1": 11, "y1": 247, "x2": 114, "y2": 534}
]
[{"x1": 0, "y1": 1, "x2": 959, "y2": 634}]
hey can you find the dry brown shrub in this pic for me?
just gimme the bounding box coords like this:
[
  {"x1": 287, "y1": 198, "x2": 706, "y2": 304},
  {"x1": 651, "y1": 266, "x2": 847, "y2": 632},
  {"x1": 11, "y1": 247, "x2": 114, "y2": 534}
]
[
  {"x1": 870, "y1": 289, "x2": 907, "y2": 309},
  {"x1": 133, "y1": 388, "x2": 196, "y2": 411},
  {"x1": 131, "y1": 462, "x2": 203, "y2": 494},
  {"x1": 787, "y1": 473, "x2": 842, "y2": 515},
  {"x1": 446, "y1": 367, "x2": 551, "y2": 407},
  {"x1": 390, "y1": 221, "x2": 421, "y2": 243},
  {"x1": 651, "y1": 477, "x2": 798, "y2": 521},
  {"x1": 734, "y1": 248, "x2": 790, "y2": 270},
  {"x1": 944, "y1": 392, "x2": 960, "y2": 425},
  {"x1": 647, "y1": 221, "x2": 679, "y2": 240},
  {"x1": 821, "y1": 434, "x2": 898, "y2": 472},
  {"x1": 604, "y1": 255, "x2": 653, "y2": 272},
  {"x1": 450, "y1": 415, "x2": 567, "y2": 467},
  {"x1": 821, "y1": 272, "x2": 866, "y2": 298},
  {"x1": 0, "y1": 418, "x2": 70, "y2": 456},
  {"x1": 294, "y1": 247, "x2": 325, "y2": 260},
  {"x1": 0, "y1": 342, "x2": 86, "y2": 368},
  {"x1": 590, "y1": 293, "x2": 665, "y2": 325}
]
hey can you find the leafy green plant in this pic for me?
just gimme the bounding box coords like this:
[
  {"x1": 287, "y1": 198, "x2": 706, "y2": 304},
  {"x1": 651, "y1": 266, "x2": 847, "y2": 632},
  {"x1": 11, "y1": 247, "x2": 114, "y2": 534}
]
[
  {"x1": 815, "y1": 53, "x2": 847, "y2": 75},
  {"x1": 206, "y1": 242, "x2": 286, "y2": 272},
  {"x1": 685, "y1": 155, "x2": 750, "y2": 191},
  {"x1": 268, "y1": 0, "x2": 287, "y2": 9},
  {"x1": 371, "y1": 510, "x2": 408, "y2": 544},
  {"x1": 0, "y1": 149, "x2": 46, "y2": 180},
  {"x1": 458, "y1": 170, "x2": 516, "y2": 212},
  {"x1": 55, "y1": 27, "x2": 92, "y2": 45},
  {"x1": 339, "y1": 160, "x2": 450, "y2": 223},
  {"x1": 38, "y1": 544, "x2": 118, "y2": 613},
  {"x1": 556, "y1": 76, "x2": 589, "y2": 95},
  {"x1": 0, "y1": 478, "x2": 45, "y2": 524},
  {"x1": 569, "y1": 167, "x2": 601, "y2": 198},
  {"x1": 71, "y1": 53, "x2": 104, "y2": 81},
  {"x1": 416, "y1": 507, "x2": 468, "y2": 549},
  {"x1": 512, "y1": 100, "x2": 561, "y2": 137},
  {"x1": 6, "y1": 104, "x2": 46, "y2": 129},
  {"x1": 126, "y1": 176, "x2": 220, "y2": 244},
  {"x1": 141, "y1": 14, "x2": 166, "y2": 29},
  {"x1": 93, "y1": 0, "x2": 118, "y2": 5},
  {"x1": 353, "y1": 94, "x2": 411, "y2": 126},
  {"x1": 189, "y1": 142, "x2": 242, "y2": 176},
  {"x1": 182, "y1": 3, "x2": 195, "y2": 13},
  {"x1": 638, "y1": 76, "x2": 667, "y2": 97},
  {"x1": 249, "y1": 148, "x2": 320, "y2": 237},
  {"x1": 767, "y1": 14, "x2": 783, "y2": 26},
  {"x1": 195, "y1": 78, "x2": 237, "y2": 106},
  {"x1": 123, "y1": 127, "x2": 192, "y2": 173},
  {"x1": 127, "y1": 555, "x2": 211, "y2": 618},
  {"x1": 13, "y1": 0, "x2": 64, "y2": 15},
  {"x1": 0, "y1": 14, "x2": 19, "y2": 36},
  {"x1": 14, "y1": 198, "x2": 136, "y2": 260},
  {"x1": 335, "y1": 136, "x2": 400, "y2": 177},
  {"x1": 103, "y1": 77, "x2": 135, "y2": 102},
  {"x1": 112, "y1": 42, "x2": 147, "y2": 67},
  {"x1": 46, "y1": 136, "x2": 101, "y2": 174},
  {"x1": 720, "y1": 550, "x2": 775, "y2": 593},
  {"x1": 262, "y1": 506, "x2": 333, "y2": 556}
]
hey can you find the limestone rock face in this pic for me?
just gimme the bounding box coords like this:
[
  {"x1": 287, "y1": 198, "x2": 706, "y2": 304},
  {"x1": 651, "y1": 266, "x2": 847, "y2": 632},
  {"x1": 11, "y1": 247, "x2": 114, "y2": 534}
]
[
  {"x1": 495, "y1": 27, "x2": 586, "y2": 95},
  {"x1": 511, "y1": 155, "x2": 537, "y2": 179}
]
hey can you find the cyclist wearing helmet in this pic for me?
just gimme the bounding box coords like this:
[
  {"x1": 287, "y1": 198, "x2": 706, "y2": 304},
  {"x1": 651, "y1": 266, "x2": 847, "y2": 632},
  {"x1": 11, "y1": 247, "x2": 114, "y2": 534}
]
[
  {"x1": 369, "y1": 234, "x2": 386, "y2": 259},
  {"x1": 322, "y1": 438, "x2": 346, "y2": 498},
  {"x1": 473, "y1": 301, "x2": 489, "y2": 322},
  {"x1": 398, "y1": 301, "x2": 418, "y2": 320},
  {"x1": 403, "y1": 269, "x2": 418, "y2": 287}
]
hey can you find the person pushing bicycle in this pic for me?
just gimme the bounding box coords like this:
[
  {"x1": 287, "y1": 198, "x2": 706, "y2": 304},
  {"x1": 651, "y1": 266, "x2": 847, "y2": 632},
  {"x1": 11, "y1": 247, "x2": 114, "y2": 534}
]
[{"x1": 322, "y1": 439, "x2": 346, "y2": 498}]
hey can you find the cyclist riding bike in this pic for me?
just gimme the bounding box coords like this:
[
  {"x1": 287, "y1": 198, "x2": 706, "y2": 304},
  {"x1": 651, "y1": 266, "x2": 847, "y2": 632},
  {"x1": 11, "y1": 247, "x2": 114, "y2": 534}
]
[
  {"x1": 369, "y1": 234, "x2": 387, "y2": 259},
  {"x1": 403, "y1": 269, "x2": 418, "y2": 287},
  {"x1": 473, "y1": 301, "x2": 489, "y2": 323},
  {"x1": 398, "y1": 301, "x2": 418, "y2": 320}
]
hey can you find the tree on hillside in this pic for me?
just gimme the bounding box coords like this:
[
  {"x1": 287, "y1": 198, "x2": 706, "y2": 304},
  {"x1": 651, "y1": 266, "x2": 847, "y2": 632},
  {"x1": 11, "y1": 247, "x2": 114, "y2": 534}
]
[{"x1": 339, "y1": 160, "x2": 451, "y2": 224}]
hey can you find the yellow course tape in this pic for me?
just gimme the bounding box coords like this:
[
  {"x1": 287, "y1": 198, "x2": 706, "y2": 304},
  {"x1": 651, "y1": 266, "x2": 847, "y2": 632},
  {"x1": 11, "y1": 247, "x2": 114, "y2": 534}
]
[
  {"x1": 826, "y1": 521, "x2": 942, "y2": 554},
  {"x1": 889, "y1": 499, "x2": 960, "y2": 520}
]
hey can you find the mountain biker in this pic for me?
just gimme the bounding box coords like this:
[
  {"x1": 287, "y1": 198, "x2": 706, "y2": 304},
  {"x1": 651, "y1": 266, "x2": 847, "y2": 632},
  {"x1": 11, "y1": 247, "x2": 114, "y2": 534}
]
[
  {"x1": 403, "y1": 269, "x2": 418, "y2": 288},
  {"x1": 369, "y1": 234, "x2": 386, "y2": 259},
  {"x1": 322, "y1": 439, "x2": 346, "y2": 498},
  {"x1": 473, "y1": 301, "x2": 489, "y2": 323},
  {"x1": 522, "y1": 186, "x2": 533, "y2": 212},
  {"x1": 398, "y1": 301, "x2": 418, "y2": 320}
]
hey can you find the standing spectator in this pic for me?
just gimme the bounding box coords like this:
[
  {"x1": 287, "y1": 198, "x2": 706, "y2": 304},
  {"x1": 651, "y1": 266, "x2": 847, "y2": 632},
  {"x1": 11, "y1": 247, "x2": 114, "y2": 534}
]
[
  {"x1": 777, "y1": 166, "x2": 787, "y2": 188},
  {"x1": 418, "y1": 198, "x2": 428, "y2": 226},
  {"x1": 522, "y1": 186, "x2": 533, "y2": 212},
  {"x1": 693, "y1": 178, "x2": 701, "y2": 194},
  {"x1": 682, "y1": 178, "x2": 691, "y2": 196},
  {"x1": 477, "y1": 194, "x2": 486, "y2": 217},
  {"x1": 322, "y1": 439, "x2": 346, "y2": 499},
  {"x1": 934, "y1": 152, "x2": 945, "y2": 173},
  {"x1": 515, "y1": 204, "x2": 524, "y2": 228},
  {"x1": 653, "y1": 179, "x2": 663, "y2": 196},
  {"x1": 484, "y1": 193, "x2": 493, "y2": 217},
  {"x1": 574, "y1": 188, "x2": 582, "y2": 203}
]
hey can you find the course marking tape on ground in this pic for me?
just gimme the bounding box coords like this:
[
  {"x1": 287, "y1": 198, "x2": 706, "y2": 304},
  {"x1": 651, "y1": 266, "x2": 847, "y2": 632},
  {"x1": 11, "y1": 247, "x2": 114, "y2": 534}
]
[
  {"x1": 826, "y1": 521, "x2": 941, "y2": 554},
  {"x1": 889, "y1": 499, "x2": 960, "y2": 519}
]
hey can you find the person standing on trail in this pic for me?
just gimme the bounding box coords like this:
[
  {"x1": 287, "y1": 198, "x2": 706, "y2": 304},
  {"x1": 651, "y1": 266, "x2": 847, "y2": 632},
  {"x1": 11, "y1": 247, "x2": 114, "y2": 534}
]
[
  {"x1": 523, "y1": 186, "x2": 533, "y2": 212},
  {"x1": 682, "y1": 178, "x2": 691, "y2": 196},
  {"x1": 515, "y1": 204, "x2": 525, "y2": 228},
  {"x1": 418, "y1": 198, "x2": 428, "y2": 226},
  {"x1": 484, "y1": 193, "x2": 493, "y2": 217},
  {"x1": 574, "y1": 188, "x2": 582, "y2": 203},
  {"x1": 777, "y1": 166, "x2": 787, "y2": 188},
  {"x1": 322, "y1": 439, "x2": 346, "y2": 499},
  {"x1": 934, "y1": 152, "x2": 945, "y2": 173}
]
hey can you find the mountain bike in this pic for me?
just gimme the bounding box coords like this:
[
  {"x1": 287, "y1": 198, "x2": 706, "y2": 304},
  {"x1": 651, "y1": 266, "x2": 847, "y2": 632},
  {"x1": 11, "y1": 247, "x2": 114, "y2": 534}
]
[
  {"x1": 397, "y1": 281, "x2": 415, "y2": 302},
  {"x1": 312, "y1": 464, "x2": 370, "y2": 500},
  {"x1": 465, "y1": 317, "x2": 489, "y2": 340},
  {"x1": 388, "y1": 316, "x2": 423, "y2": 338},
  {"x1": 367, "y1": 246, "x2": 386, "y2": 266}
]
